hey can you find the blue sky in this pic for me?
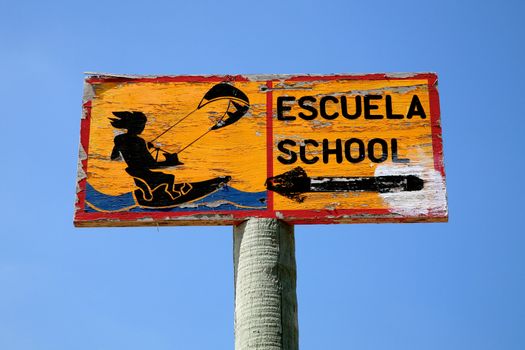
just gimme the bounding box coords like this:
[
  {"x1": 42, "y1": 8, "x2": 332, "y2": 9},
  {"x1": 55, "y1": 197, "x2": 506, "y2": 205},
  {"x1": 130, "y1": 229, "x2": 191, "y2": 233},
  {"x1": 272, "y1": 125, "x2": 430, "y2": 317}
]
[{"x1": 1, "y1": 0, "x2": 524, "y2": 349}]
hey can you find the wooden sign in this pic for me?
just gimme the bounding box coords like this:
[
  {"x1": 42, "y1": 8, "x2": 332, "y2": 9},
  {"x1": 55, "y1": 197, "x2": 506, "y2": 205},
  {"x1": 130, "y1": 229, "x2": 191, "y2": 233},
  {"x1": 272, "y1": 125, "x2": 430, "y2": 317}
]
[{"x1": 74, "y1": 73, "x2": 447, "y2": 227}]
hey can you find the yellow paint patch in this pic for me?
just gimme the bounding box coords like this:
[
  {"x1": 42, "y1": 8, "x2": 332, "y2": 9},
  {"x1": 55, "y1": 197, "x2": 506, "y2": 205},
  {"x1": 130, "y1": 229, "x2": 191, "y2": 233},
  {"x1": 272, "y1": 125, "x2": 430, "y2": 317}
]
[
  {"x1": 88, "y1": 81, "x2": 267, "y2": 195},
  {"x1": 271, "y1": 79, "x2": 433, "y2": 211}
]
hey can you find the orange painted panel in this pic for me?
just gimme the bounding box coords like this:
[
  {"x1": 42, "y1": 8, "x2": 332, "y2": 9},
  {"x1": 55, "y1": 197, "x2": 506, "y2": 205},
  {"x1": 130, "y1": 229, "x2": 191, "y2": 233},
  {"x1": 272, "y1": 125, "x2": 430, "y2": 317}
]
[{"x1": 74, "y1": 73, "x2": 447, "y2": 227}]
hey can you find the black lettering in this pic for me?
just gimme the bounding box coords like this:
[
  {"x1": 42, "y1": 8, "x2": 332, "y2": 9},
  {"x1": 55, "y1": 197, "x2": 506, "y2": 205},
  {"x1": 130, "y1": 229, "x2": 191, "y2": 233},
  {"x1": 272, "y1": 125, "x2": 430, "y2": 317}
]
[
  {"x1": 277, "y1": 139, "x2": 297, "y2": 164},
  {"x1": 341, "y1": 96, "x2": 362, "y2": 119},
  {"x1": 344, "y1": 138, "x2": 365, "y2": 163},
  {"x1": 364, "y1": 95, "x2": 383, "y2": 119},
  {"x1": 391, "y1": 139, "x2": 410, "y2": 163},
  {"x1": 322, "y1": 139, "x2": 343, "y2": 164},
  {"x1": 277, "y1": 96, "x2": 296, "y2": 121},
  {"x1": 406, "y1": 95, "x2": 427, "y2": 119},
  {"x1": 368, "y1": 138, "x2": 388, "y2": 163},
  {"x1": 385, "y1": 95, "x2": 404, "y2": 119},
  {"x1": 299, "y1": 139, "x2": 319, "y2": 164},
  {"x1": 298, "y1": 96, "x2": 318, "y2": 120},
  {"x1": 320, "y1": 96, "x2": 339, "y2": 120}
]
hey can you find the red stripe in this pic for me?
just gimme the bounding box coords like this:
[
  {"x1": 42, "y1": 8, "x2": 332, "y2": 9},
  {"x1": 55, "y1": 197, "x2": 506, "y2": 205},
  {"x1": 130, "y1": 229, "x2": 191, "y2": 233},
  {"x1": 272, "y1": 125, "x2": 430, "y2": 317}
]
[
  {"x1": 86, "y1": 75, "x2": 250, "y2": 84},
  {"x1": 265, "y1": 80, "x2": 274, "y2": 213},
  {"x1": 74, "y1": 100, "x2": 92, "y2": 220},
  {"x1": 75, "y1": 209, "x2": 271, "y2": 221},
  {"x1": 85, "y1": 73, "x2": 436, "y2": 84},
  {"x1": 285, "y1": 72, "x2": 437, "y2": 82},
  {"x1": 427, "y1": 74, "x2": 445, "y2": 176},
  {"x1": 75, "y1": 208, "x2": 394, "y2": 222},
  {"x1": 75, "y1": 207, "x2": 446, "y2": 226}
]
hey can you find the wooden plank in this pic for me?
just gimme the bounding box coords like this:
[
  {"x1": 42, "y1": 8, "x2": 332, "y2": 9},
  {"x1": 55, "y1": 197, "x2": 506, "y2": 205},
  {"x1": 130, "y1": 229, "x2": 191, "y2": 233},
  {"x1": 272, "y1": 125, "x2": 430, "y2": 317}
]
[{"x1": 74, "y1": 73, "x2": 447, "y2": 227}]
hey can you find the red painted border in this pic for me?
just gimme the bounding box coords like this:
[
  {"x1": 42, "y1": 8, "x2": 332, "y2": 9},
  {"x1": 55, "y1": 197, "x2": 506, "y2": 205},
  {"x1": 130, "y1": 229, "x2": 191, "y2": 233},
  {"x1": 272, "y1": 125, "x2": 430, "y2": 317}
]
[
  {"x1": 86, "y1": 75, "x2": 250, "y2": 84},
  {"x1": 74, "y1": 73, "x2": 447, "y2": 226},
  {"x1": 285, "y1": 72, "x2": 437, "y2": 82},
  {"x1": 75, "y1": 207, "x2": 445, "y2": 226},
  {"x1": 265, "y1": 80, "x2": 274, "y2": 214},
  {"x1": 75, "y1": 100, "x2": 92, "y2": 218},
  {"x1": 427, "y1": 75, "x2": 445, "y2": 176}
]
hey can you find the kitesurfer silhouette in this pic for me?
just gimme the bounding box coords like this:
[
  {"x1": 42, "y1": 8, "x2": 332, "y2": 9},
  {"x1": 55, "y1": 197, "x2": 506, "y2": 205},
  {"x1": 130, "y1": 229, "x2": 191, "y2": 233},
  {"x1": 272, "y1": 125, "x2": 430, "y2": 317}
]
[
  {"x1": 107, "y1": 82, "x2": 250, "y2": 209},
  {"x1": 109, "y1": 111, "x2": 188, "y2": 202}
]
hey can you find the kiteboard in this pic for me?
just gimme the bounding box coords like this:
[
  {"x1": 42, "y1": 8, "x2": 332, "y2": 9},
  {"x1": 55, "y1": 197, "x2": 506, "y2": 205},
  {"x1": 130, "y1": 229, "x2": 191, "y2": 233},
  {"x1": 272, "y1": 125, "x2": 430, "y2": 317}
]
[{"x1": 131, "y1": 175, "x2": 232, "y2": 209}]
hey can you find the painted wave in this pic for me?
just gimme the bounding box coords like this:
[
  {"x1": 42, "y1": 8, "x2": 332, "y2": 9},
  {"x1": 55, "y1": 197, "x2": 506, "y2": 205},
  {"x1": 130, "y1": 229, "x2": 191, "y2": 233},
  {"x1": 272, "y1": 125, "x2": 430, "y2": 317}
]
[{"x1": 85, "y1": 182, "x2": 267, "y2": 212}]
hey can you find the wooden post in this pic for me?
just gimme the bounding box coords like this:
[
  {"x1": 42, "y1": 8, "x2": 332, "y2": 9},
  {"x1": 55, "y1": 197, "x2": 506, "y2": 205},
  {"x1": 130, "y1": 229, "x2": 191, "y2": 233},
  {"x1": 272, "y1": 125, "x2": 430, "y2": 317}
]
[{"x1": 233, "y1": 218, "x2": 299, "y2": 350}]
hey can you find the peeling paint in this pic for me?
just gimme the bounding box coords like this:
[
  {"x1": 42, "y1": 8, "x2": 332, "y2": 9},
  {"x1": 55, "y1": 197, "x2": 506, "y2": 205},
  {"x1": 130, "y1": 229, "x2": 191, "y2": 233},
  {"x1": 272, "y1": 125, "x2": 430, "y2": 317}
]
[
  {"x1": 81, "y1": 84, "x2": 95, "y2": 120},
  {"x1": 246, "y1": 74, "x2": 297, "y2": 81},
  {"x1": 78, "y1": 143, "x2": 87, "y2": 161},
  {"x1": 375, "y1": 163, "x2": 448, "y2": 216},
  {"x1": 76, "y1": 144, "x2": 87, "y2": 184},
  {"x1": 178, "y1": 199, "x2": 231, "y2": 208},
  {"x1": 83, "y1": 72, "x2": 435, "y2": 82},
  {"x1": 312, "y1": 84, "x2": 424, "y2": 98},
  {"x1": 324, "y1": 203, "x2": 340, "y2": 211},
  {"x1": 137, "y1": 217, "x2": 155, "y2": 222},
  {"x1": 188, "y1": 214, "x2": 235, "y2": 221},
  {"x1": 385, "y1": 72, "x2": 421, "y2": 78},
  {"x1": 311, "y1": 120, "x2": 332, "y2": 129},
  {"x1": 266, "y1": 80, "x2": 314, "y2": 91},
  {"x1": 82, "y1": 81, "x2": 95, "y2": 104}
]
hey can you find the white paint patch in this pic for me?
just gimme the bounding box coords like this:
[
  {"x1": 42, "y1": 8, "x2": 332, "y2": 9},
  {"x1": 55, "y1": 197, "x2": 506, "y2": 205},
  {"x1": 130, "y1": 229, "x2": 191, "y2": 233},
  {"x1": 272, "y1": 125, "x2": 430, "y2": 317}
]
[
  {"x1": 311, "y1": 120, "x2": 332, "y2": 129},
  {"x1": 375, "y1": 164, "x2": 447, "y2": 217},
  {"x1": 385, "y1": 72, "x2": 421, "y2": 78},
  {"x1": 76, "y1": 144, "x2": 87, "y2": 184},
  {"x1": 246, "y1": 74, "x2": 296, "y2": 81},
  {"x1": 82, "y1": 81, "x2": 95, "y2": 102},
  {"x1": 178, "y1": 199, "x2": 230, "y2": 209},
  {"x1": 312, "y1": 177, "x2": 353, "y2": 184},
  {"x1": 75, "y1": 145, "x2": 88, "y2": 209},
  {"x1": 137, "y1": 217, "x2": 155, "y2": 222}
]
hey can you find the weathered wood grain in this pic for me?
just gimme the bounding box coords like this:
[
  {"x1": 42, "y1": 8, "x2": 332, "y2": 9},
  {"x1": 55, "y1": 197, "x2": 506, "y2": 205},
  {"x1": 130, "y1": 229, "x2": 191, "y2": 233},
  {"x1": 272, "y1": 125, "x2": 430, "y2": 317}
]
[{"x1": 74, "y1": 73, "x2": 447, "y2": 227}]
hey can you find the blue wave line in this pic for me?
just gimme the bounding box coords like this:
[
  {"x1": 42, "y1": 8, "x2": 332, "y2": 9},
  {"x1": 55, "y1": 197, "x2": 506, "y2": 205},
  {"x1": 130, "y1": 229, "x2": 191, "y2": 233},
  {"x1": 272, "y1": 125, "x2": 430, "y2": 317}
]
[{"x1": 85, "y1": 182, "x2": 267, "y2": 212}]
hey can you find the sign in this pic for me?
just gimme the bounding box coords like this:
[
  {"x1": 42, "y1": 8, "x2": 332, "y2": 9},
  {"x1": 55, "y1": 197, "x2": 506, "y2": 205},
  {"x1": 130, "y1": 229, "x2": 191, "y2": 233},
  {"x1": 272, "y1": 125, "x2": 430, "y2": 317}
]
[{"x1": 74, "y1": 73, "x2": 447, "y2": 227}]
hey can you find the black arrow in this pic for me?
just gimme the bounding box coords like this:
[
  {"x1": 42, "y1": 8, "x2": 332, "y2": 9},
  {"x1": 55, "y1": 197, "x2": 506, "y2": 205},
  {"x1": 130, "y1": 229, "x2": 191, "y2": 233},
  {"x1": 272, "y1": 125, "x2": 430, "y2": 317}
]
[{"x1": 265, "y1": 166, "x2": 424, "y2": 203}]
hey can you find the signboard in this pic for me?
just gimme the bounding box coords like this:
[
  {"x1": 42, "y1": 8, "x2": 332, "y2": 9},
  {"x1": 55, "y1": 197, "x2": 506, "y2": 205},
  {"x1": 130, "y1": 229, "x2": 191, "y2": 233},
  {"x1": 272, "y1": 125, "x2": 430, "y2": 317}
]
[{"x1": 74, "y1": 73, "x2": 447, "y2": 227}]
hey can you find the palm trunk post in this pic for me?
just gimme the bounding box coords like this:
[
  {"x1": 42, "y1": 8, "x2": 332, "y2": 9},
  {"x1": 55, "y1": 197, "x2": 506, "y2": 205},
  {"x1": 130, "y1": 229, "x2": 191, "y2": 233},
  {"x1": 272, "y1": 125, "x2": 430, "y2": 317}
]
[{"x1": 233, "y1": 218, "x2": 299, "y2": 350}]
